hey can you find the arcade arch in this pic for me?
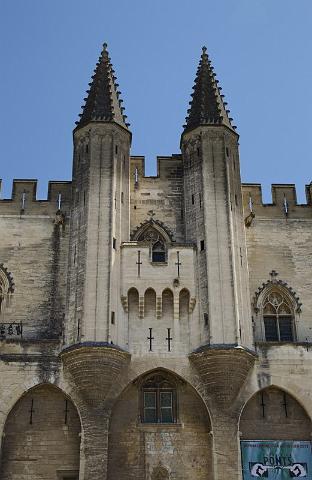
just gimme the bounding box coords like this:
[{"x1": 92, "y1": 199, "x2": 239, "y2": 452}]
[
  {"x1": 0, "y1": 384, "x2": 81, "y2": 480},
  {"x1": 107, "y1": 369, "x2": 212, "y2": 480},
  {"x1": 240, "y1": 386, "x2": 311, "y2": 440}
]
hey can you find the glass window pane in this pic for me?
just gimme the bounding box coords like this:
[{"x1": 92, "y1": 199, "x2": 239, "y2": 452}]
[
  {"x1": 144, "y1": 392, "x2": 156, "y2": 408},
  {"x1": 279, "y1": 317, "x2": 294, "y2": 342},
  {"x1": 160, "y1": 407, "x2": 173, "y2": 423},
  {"x1": 264, "y1": 316, "x2": 278, "y2": 341},
  {"x1": 160, "y1": 392, "x2": 173, "y2": 423},
  {"x1": 152, "y1": 252, "x2": 166, "y2": 262},
  {"x1": 160, "y1": 392, "x2": 172, "y2": 408},
  {"x1": 143, "y1": 391, "x2": 157, "y2": 423},
  {"x1": 144, "y1": 408, "x2": 157, "y2": 423}
]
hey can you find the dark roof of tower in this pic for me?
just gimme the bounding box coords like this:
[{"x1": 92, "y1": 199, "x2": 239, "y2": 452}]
[
  {"x1": 75, "y1": 43, "x2": 130, "y2": 131},
  {"x1": 183, "y1": 47, "x2": 236, "y2": 133}
]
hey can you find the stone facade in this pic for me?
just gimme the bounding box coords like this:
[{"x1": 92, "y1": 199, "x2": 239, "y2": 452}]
[{"x1": 0, "y1": 44, "x2": 311, "y2": 479}]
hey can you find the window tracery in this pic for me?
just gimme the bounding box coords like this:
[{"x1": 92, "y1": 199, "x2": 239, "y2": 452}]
[
  {"x1": 262, "y1": 290, "x2": 295, "y2": 342},
  {"x1": 253, "y1": 272, "x2": 301, "y2": 343},
  {"x1": 137, "y1": 226, "x2": 167, "y2": 263},
  {"x1": 131, "y1": 219, "x2": 174, "y2": 264}
]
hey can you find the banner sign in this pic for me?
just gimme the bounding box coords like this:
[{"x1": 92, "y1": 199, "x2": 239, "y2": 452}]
[{"x1": 241, "y1": 441, "x2": 312, "y2": 478}]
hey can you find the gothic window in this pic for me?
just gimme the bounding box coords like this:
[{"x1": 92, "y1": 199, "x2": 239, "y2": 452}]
[
  {"x1": 141, "y1": 374, "x2": 177, "y2": 424},
  {"x1": 137, "y1": 226, "x2": 167, "y2": 263},
  {"x1": 152, "y1": 240, "x2": 166, "y2": 263},
  {"x1": 262, "y1": 291, "x2": 295, "y2": 342}
]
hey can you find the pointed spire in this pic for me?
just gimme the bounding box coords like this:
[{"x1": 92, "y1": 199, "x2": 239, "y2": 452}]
[
  {"x1": 183, "y1": 47, "x2": 236, "y2": 133},
  {"x1": 75, "y1": 43, "x2": 130, "y2": 131}
]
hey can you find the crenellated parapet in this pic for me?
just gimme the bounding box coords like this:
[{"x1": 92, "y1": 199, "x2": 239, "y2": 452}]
[
  {"x1": 0, "y1": 179, "x2": 72, "y2": 216},
  {"x1": 242, "y1": 183, "x2": 312, "y2": 221}
]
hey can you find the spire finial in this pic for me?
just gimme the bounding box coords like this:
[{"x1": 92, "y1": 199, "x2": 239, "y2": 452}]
[
  {"x1": 183, "y1": 47, "x2": 236, "y2": 133},
  {"x1": 75, "y1": 43, "x2": 130, "y2": 131}
]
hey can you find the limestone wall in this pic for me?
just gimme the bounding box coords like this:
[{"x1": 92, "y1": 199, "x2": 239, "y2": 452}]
[
  {"x1": 0, "y1": 180, "x2": 71, "y2": 340},
  {"x1": 119, "y1": 243, "x2": 198, "y2": 353},
  {"x1": 0, "y1": 384, "x2": 80, "y2": 480},
  {"x1": 130, "y1": 156, "x2": 184, "y2": 242},
  {"x1": 242, "y1": 184, "x2": 312, "y2": 342},
  {"x1": 0, "y1": 343, "x2": 311, "y2": 479},
  {"x1": 107, "y1": 378, "x2": 212, "y2": 480}
]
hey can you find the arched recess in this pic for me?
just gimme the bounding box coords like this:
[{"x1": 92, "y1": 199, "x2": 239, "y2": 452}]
[
  {"x1": 162, "y1": 289, "x2": 173, "y2": 321},
  {"x1": 0, "y1": 384, "x2": 81, "y2": 480},
  {"x1": 145, "y1": 288, "x2": 156, "y2": 318},
  {"x1": 179, "y1": 289, "x2": 190, "y2": 343},
  {"x1": 107, "y1": 369, "x2": 213, "y2": 480},
  {"x1": 128, "y1": 287, "x2": 139, "y2": 316},
  {"x1": 240, "y1": 386, "x2": 312, "y2": 440},
  {"x1": 128, "y1": 287, "x2": 139, "y2": 352}
]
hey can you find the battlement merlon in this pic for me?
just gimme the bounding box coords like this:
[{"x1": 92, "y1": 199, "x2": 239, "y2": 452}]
[
  {"x1": 0, "y1": 179, "x2": 72, "y2": 216},
  {"x1": 242, "y1": 183, "x2": 312, "y2": 219}
]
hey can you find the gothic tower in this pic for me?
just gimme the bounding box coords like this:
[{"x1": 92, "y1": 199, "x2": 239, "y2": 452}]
[
  {"x1": 60, "y1": 43, "x2": 132, "y2": 479},
  {"x1": 66, "y1": 43, "x2": 131, "y2": 344},
  {"x1": 181, "y1": 47, "x2": 253, "y2": 348},
  {"x1": 182, "y1": 48, "x2": 256, "y2": 478}
]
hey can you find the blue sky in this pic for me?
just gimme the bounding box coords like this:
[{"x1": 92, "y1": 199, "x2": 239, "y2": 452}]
[{"x1": 1, "y1": 0, "x2": 312, "y2": 201}]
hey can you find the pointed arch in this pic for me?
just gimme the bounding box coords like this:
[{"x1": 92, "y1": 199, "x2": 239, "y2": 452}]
[
  {"x1": 0, "y1": 383, "x2": 81, "y2": 479},
  {"x1": 131, "y1": 219, "x2": 174, "y2": 243},
  {"x1": 253, "y1": 274, "x2": 302, "y2": 314},
  {"x1": 253, "y1": 274, "x2": 301, "y2": 342},
  {"x1": 162, "y1": 289, "x2": 174, "y2": 321},
  {"x1": 179, "y1": 288, "x2": 190, "y2": 313},
  {"x1": 145, "y1": 288, "x2": 156, "y2": 317},
  {"x1": 131, "y1": 220, "x2": 174, "y2": 264},
  {"x1": 239, "y1": 386, "x2": 311, "y2": 440},
  {"x1": 107, "y1": 368, "x2": 213, "y2": 479},
  {"x1": 128, "y1": 287, "x2": 139, "y2": 314}
]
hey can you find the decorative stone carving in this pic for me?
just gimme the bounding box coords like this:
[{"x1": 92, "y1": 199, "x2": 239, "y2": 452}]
[
  {"x1": 131, "y1": 218, "x2": 174, "y2": 243},
  {"x1": 189, "y1": 297, "x2": 196, "y2": 313},
  {"x1": 121, "y1": 295, "x2": 128, "y2": 312},
  {"x1": 253, "y1": 272, "x2": 302, "y2": 314},
  {"x1": 0, "y1": 264, "x2": 15, "y2": 294}
]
